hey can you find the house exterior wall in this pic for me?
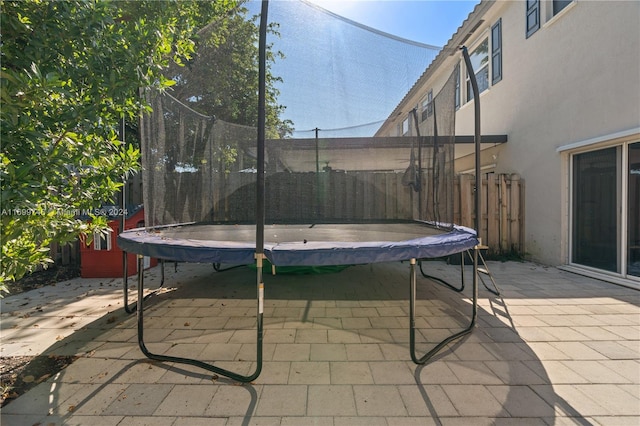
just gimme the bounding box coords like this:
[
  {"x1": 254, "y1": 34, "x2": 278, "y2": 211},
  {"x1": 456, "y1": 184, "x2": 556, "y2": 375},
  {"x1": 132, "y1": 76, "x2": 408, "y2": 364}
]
[{"x1": 382, "y1": 0, "x2": 640, "y2": 268}]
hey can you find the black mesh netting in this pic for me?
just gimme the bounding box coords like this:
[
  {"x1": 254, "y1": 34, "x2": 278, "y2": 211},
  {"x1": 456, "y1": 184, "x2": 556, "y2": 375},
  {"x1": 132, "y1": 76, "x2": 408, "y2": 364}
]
[{"x1": 140, "y1": 0, "x2": 458, "y2": 230}]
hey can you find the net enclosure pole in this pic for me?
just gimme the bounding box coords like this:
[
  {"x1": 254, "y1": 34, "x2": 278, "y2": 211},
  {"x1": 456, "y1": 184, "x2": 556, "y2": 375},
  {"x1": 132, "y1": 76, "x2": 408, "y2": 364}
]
[
  {"x1": 461, "y1": 46, "x2": 481, "y2": 341},
  {"x1": 251, "y1": 0, "x2": 270, "y2": 382},
  {"x1": 409, "y1": 50, "x2": 480, "y2": 364},
  {"x1": 132, "y1": 1, "x2": 270, "y2": 383},
  {"x1": 461, "y1": 46, "x2": 482, "y2": 238},
  {"x1": 120, "y1": 115, "x2": 134, "y2": 314}
]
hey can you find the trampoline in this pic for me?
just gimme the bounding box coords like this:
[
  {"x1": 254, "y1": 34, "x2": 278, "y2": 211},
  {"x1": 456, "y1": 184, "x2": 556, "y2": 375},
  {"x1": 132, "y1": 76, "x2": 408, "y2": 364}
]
[
  {"x1": 118, "y1": 222, "x2": 477, "y2": 267},
  {"x1": 117, "y1": 0, "x2": 486, "y2": 383},
  {"x1": 119, "y1": 221, "x2": 478, "y2": 382}
]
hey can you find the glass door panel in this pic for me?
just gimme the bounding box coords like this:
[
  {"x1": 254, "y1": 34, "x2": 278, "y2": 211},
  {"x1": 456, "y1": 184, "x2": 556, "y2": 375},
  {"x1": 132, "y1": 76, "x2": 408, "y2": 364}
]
[
  {"x1": 572, "y1": 147, "x2": 618, "y2": 272},
  {"x1": 628, "y1": 143, "x2": 640, "y2": 277}
]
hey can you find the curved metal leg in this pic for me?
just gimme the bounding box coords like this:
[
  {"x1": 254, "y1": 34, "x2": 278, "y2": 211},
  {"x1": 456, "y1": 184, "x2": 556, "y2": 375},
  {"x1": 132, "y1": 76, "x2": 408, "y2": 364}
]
[
  {"x1": 410, "y1": 248, "x2": 478, "y2": 364},
  {"x1": 419, "y1": 251, "x2": 466, "y2": 292},
  {"x1": 213, "y1": 262, "x2": 248, "y2": 272},
  {"x1": 136, "y1": 254, "x2": 263, "y2": 383}
]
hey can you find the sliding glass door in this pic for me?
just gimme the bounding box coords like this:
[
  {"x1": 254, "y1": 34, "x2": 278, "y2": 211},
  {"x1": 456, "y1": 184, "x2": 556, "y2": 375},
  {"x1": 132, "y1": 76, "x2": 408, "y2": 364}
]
[
  {"x1": 571, "y1": 142, "x2": 639, "y2": 279},
  {"x1": 572, "y1": 147, "x2": 618, "y2": 272},
  {"x1": 628, "y1": 143, "x2": 640, "y2": 277}
]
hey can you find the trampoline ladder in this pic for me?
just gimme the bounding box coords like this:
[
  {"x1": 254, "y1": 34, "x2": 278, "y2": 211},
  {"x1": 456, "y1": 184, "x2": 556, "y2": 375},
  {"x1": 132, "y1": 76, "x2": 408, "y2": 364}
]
[{"x1": 476, "y1": 245, "x2": 500, "y2": 296}]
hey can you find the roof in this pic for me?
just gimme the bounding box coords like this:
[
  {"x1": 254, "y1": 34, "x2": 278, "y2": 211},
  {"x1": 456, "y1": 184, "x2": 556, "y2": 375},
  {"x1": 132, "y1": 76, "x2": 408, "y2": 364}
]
[{"x1": 379, "y1": 0, "x2": 495, "y2": 134}]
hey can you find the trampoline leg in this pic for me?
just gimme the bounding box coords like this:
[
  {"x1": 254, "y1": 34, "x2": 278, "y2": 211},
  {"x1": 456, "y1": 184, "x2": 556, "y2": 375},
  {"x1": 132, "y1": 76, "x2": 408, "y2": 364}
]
[
  {"x1": 419, "y1": 250, "x2": 466, "y2": 292},
  {"x1": 124, "y1": 256, "x2": 165, "y2": 314},
  {"x1": 123, "y1": 251, "x2": 137, "y2": 314},
  {"x1": 135, "y1": 254, "x2": 263, "y2": 383},
  {"x1": 410, "y1": 248, "x2": 478, "y2": 364}
]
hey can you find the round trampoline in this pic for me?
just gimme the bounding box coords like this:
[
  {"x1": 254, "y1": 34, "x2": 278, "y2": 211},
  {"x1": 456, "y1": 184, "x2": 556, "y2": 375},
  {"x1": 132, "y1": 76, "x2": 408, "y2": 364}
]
[
  {"x1": 118, "y1": 222, "x2": 477, "y2": 267},
  {"x1": 118, "y1": 0, "x2": 485, "y2": 383}
]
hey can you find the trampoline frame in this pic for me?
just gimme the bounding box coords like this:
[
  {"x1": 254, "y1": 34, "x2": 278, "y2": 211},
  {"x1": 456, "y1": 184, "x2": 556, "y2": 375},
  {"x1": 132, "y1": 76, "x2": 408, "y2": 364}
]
[{"x1": 120, "y1": 1, "x2": 485, "y2": 381}]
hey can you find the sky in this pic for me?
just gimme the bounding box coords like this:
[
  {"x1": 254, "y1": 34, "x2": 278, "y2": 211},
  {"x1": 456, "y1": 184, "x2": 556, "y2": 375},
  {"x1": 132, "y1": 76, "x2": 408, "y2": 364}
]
[
  {"x1": 300, "y1": 0, "x2": 479, "y2": 47},
  {"x1": 243, "y1": 0, "x2": 481, "y2": 135},
  {"x1": 248, "y1": 1, "x2": 479, "y2": 48}
]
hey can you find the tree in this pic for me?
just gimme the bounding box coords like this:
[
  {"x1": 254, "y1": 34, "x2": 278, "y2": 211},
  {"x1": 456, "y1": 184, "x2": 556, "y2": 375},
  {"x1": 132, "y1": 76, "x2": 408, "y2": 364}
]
[
  {"x1": 168, "y1": 12, "x2": 291, "y2": 135},
  {"x1": 0, "y1": 0, "x2": 248, "y2": 292}
]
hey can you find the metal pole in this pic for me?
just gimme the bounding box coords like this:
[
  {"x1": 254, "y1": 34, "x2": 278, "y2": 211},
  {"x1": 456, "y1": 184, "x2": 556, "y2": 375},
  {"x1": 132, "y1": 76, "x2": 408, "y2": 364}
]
[
  {"x1": 134, "y1": 0, "x2": 269, "y2": 383},
  {"x1": 410, "y1": 109, "x2": 423, "y2": 211},
  {"x1": 409, "y1": 50, "x2": 481, "y2": 365},
  {"x1": 460, "y1": 46, "x2": 482, "y2": 238},
  {"x1": 120, "y1": 116, "x2": 135, "y2": 314},
  {"x1": 252, "y1": 0, "x2": 270, "y2": 381},
  {"x1": 315, "y1": 127, "x2": 320, "y2": 173}
]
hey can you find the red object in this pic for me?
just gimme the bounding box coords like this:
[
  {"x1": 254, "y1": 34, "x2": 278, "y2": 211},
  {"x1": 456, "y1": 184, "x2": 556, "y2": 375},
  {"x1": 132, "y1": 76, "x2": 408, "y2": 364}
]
[{"x1": 80, "y1": 207, "x2": 157, "y2": 278}]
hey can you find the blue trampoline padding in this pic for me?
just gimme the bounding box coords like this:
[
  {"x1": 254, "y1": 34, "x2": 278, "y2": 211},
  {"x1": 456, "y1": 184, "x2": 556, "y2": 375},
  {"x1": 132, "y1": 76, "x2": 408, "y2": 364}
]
[{"x1": 117, "y1": 223, "x2": 477, "y2": 266}]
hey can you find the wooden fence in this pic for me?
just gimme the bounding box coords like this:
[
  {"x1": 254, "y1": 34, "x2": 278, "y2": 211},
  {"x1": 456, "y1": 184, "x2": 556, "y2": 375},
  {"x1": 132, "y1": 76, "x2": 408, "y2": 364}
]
[
  {"x1": 214, "y1": 171, "x2": 525, "y2": 257},
  {"x1": 455, "y1": 173, "x2": 525, "y2": 256},
  {"x1": 48, "y1": 240, "x2": 80, "y2": 267},
  {"x1": 51, "y1": 172, "x2": 524, "y2": 266}
]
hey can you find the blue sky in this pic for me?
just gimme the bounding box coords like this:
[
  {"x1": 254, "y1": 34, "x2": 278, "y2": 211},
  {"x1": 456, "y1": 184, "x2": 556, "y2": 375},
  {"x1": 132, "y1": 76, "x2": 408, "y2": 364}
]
[
  {"x1": 244, "y1": 0, "x2": 480, "y2": 135},
  {"x1": 249, "y1": 1, "x2": 479, "y2": 48},
  {"x1": 306, "y1": 0, "x2": 479, "y2": 47}
]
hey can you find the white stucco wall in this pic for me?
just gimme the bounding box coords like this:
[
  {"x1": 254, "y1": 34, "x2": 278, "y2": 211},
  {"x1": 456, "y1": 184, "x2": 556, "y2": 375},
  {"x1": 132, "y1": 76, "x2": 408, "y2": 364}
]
[{"x1": 452, "y1": 0, "x2": 640, "y2": 265}]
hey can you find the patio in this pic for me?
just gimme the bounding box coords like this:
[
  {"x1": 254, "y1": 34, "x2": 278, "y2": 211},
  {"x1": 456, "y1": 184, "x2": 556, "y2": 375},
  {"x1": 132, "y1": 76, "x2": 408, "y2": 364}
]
[{"x1": 1, "y1": 259, "x2": 638, "y2": 425}]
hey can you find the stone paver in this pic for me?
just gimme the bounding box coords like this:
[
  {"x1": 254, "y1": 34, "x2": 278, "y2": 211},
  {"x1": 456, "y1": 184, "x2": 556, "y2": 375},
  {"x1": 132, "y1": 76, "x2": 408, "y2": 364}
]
[{"x1": 1, "y1": 261, "x2": 639, "y2": 425}]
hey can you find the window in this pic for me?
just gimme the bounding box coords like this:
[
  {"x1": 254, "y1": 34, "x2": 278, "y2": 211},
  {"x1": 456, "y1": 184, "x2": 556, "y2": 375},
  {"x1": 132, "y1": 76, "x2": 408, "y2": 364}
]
[
  {"x1": 461, "y1": 18, "x2": 502, "y2": 105},
  {"x1": 526, "y1": 0, "x2": 540, "y2": 38},
  {"x1": 491, "y1": 19, "x2": 502, "y2": 84},
  {"x1": 93, "y1": 229, "x2": 112, "y2": 251},
  {"x1": 421, "y1": 89, "x2": 433, "y2": 121},
  {"x1": 455, "y1": 65, "x2": 460, "y2": 110},
  {"x1": 402, "y1": 117, "x2": 410, "y2": 135},
  {"x1": 466, "y1": 38, "x2": 489, "y2": 102},
  {"x1": 553, "y1": 0, "x2": 572, "y2": 15}
]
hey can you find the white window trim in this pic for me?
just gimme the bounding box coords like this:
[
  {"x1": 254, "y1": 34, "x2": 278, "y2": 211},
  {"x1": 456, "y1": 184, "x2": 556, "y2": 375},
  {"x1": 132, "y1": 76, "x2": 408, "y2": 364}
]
[
  {"x1": 93, "y1": 229, "x2": 113, "y2": 251},
  {"x1": 556, "y1": 127, "x2": 640, "y2": 153},
  {"x1": 420, "y1": 90, "x2": 434, "y2": 122},
  {"x1": 463, "y1": 28, "x2": 495, "y2": 105},
  {"x1": 402, "y1": 117, "x2": 410, "y2": 136},
  {"x1": 465, "y1": 37, "x2": 489, "y2": 103},
  {"x1": 543, "y1": 0, "x2": 577, "y2": 29}
]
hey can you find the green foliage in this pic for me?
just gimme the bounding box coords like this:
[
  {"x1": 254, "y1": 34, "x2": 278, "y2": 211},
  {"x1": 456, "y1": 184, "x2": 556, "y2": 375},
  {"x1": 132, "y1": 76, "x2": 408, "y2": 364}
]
[
  {"x1": 167, "y1": 6, "x2": 292, "y2": 137},
  {"x1": 0, "y1": 0, "x2": 244, "y2": 292}
]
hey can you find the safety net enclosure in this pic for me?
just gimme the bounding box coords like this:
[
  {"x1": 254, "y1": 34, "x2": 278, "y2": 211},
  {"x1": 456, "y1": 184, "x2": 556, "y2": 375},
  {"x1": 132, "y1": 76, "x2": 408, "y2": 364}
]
[
  {"x1": 137, "y1": 0, "x2": 458, "y2": 234},
  {"x1": 118, "y1": 0, "x2": 481, "y2": 381}
]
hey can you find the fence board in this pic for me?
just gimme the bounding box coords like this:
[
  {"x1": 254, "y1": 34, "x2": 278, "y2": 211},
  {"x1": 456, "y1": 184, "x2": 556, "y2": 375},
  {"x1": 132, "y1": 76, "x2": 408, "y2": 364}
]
[
  {"x1": 511, "y1": 174, "x2": 524, "y2": 253},
  {"x1": 459, "y1": 174, "x2": 474, "y2": 228},
  {"x1": 486, "y1": 173, "x2": 498, "y2": 249},
  {"x1": 500, "y1": 174, "x2": 509, "y2": 251}
]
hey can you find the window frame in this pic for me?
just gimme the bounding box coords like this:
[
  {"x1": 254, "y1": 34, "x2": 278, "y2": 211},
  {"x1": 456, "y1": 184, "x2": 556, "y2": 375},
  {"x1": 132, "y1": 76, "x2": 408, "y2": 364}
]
[
  {"x1": 553, "y1": 0, "x2": 573, "y2": 16},
  {"x1": 566, "y1": 138, "x2": 640, "y2": 283},
  {"x1": 455, "y1": 65, "x2": 461, "y2": 110},
  {"x1": 421, "y1": 89, "x2": 433, "y2": 121},
  {"x1": 465, "y1": 37, "x2": 489, "y2": 103},
  {"x1": 401, "y1": 117, "x2": 410, "y2": 136},
  {"x1": 93, "y1": 229, "x2": 113, "y2": 251}
]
